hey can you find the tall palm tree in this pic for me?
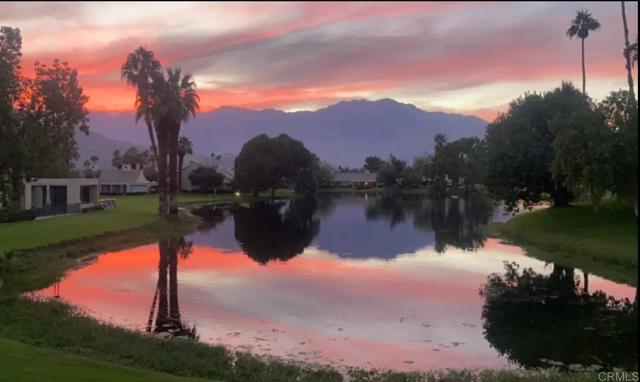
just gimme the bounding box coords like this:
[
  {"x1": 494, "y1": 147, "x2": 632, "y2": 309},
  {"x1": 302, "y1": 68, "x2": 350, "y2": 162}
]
[
  {"x1": 621, "y1": 2, "x2": 636, "y2": 103},
  {"x1": 177, "y1": 135, "x2": 193, "y2": 193},
  {"x1": 121, "y1": 47, "x2": 167, "y2": 214},
  {"x1": 152, "y1": 68, "x2": 199, "y2": 215},
  {"x1": 566, "y1": 10, "x2": 601, "y2": 94}
]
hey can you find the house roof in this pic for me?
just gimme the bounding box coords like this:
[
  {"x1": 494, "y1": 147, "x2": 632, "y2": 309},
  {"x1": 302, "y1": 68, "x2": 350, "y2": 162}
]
[
  {"x1": 99, "y1": 168, "x2": 150, "y2": 185},
  {"x1": 332, "y1": 172, "x2": 377, "y2": 183}
]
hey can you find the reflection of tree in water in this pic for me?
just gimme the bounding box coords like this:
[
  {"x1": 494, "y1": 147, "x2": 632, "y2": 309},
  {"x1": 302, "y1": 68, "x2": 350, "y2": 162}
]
[
  {"x1": 233, "y1": 197, "x2": 320, "y2": 264},
  {"x1": 146, "y1": 237, "x2": 198, "y2": 340},
  {"x1": 480, "y1": 262, "x2": 637, "y2": 370},
  {"x1": 365, "y1": 193, "x2": 493, "y2": 252},
  {"x1": 190, "y1": 204, "x2": 228, "y2": 229}
]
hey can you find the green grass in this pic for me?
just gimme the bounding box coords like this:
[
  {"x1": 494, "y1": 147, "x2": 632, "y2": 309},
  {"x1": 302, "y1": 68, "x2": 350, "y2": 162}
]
[
  {"x1": 0, "y1": 337, "x2": 211, "y2": 382},
  {"x1": 0, "y1": 191, "x2": 294, "y2": 258},
  {"x1": 489, "y1": 204, "x2": 638, "y2": 286}
]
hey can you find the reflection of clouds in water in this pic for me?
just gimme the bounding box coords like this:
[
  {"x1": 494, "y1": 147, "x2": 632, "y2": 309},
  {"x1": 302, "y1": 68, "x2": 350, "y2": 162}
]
[{"x1": 30, "y1": 195, "x2": 636, "y2": 371}]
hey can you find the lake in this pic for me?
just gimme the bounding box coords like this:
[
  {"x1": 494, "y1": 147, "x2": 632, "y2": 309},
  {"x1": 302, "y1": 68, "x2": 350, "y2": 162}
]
[{"x1": 31, "y1": 193, "x2": 637, "y2": 372}]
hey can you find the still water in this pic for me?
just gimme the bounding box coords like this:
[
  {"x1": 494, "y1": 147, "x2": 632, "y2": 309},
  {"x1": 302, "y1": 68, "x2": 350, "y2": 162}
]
[{"x1": 33, "y1": 194, "x2": 637, "y2": 371}]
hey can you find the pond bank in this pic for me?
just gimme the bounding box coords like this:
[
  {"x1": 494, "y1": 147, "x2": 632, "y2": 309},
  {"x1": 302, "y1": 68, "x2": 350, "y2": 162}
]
[
  {"x1": 0, "y1": 194, "x2": 626, "y2": 381},
  {"x1": 487, "y1": 204, "x2": 638, "y2": 286}
]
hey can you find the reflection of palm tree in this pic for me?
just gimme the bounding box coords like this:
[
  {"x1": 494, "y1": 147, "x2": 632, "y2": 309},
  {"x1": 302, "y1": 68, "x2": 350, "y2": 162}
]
[
  {"x1": 480, "y1": 262, "x2": 637, "y2": 370},
  {"x1": 146, "y1": 237, "x2": 197, "y2": 339}
]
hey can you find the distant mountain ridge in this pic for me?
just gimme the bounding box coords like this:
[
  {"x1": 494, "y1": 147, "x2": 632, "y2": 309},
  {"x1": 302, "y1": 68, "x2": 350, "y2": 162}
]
[{"x1": 83, "y1": 99, "x2": 487, "y2": 167}]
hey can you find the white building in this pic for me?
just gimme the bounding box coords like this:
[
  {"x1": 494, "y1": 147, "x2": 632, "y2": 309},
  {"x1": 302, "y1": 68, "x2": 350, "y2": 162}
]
[
  {"x1": 21, "y1": 177, "x2": 99, "y2": 216},
  {"x1": 99, "y1": 164, "x2": 154, "y2": 194}
]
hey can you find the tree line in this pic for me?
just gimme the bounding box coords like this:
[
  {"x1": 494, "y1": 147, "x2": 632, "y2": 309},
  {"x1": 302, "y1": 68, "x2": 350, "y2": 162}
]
[{"x1": 1, "y1": 27, "x2": 89, "y2": 220}]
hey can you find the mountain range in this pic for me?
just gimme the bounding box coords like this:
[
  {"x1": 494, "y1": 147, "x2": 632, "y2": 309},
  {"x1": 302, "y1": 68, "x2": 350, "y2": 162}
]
[{"x1": 79, "y1": 98, "x2": 488, "y2": 168}]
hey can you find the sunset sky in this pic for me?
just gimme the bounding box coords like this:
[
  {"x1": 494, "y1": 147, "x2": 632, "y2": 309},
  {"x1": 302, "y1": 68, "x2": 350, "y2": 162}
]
[{"x1": 1, "y1": 2, "x2": 637, "y2": 120}]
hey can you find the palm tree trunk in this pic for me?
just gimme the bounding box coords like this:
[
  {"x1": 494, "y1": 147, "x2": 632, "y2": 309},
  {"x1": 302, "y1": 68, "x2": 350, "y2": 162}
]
[
  {"x1": 168, "y1": 238, "x2": 180, "y2": 323},
  {"x1": 178, "y1": 154, "x2": 184, "y2": 194},
  {"x1": 144, "y1": 115, "x2": 159, "y2": 170},
  {"x1": 157, "y1": 124, "x2": 168, "y2": 216},
  {"x1": 155, "y1": 239, "x2": 169, "y2": 332},
  {"x1": 168, "y1": 124, "x2": 179, "y2": 215},
  {"x1": 581, "y1": 38, "x2": 586, "y2": 94},
  {"x1": 621, "y1": 1, "x2": 636, "y2": 102}
]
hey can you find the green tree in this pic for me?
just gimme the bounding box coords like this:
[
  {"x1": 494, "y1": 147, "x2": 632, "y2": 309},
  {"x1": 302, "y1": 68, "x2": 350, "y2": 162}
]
[
  {"x1": 553, "y1": 90, "x2": 638, "y2": 214},
  {"x1": 177, "y1": 135, "x2": 193, "y2": 192},
  {"x1": 0, "y1": 26, "x2": 23, "y2": 214},
  {"x1": 363, "y1": 156, "x2": 384, "y2": 173},
  {"x1": 566, "y1": 10, "x2": 601, "y2": 94},
  {"x1": 235, "y1": 134, "x2": 318, "y2": 196},
  {"x1": 188, "y1": 166, "x2": 224, "y2": 193},
  {"x1": 377, "y1": 155, "x2": 407, "y2": 188},
  {"x1": 485, "y1": 82, "x2": 591, "y2": 210},
  {"x1": 432, "y1": 136, "x2": 485, "y2": 195}
]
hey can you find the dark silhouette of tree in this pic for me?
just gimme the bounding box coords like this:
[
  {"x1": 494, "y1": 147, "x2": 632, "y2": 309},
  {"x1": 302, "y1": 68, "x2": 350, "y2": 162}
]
[
  {"x1": 121, "y1": 47, "x2": 167, "y2": 214},
  {"x1": 234, "y1": 134, "x2": 318, "y2": 197},
  {"x1": 566, "y1": 10, "x2": 601, "y2": 94},
  {"x1": 480, "y1": 262, "x2": 637, "y2": 370},
  {"x1": 485, "y1": 82, "x2": 591, "y2": 211},
  {"x1": 121, "y1": 47, "x2": 162, "y2": 165},
  {"x1": 363, "y1": 156, "x2": 384, "y2": 173},
  {"x1": 146, "y1": 237, "x2": 197, "y2": 339},
  {"x1": 233, "y1": 198, "x2": 320, "y2": 264},
  {"x1": 151, "y1": 68, "x2": 200, "y2": 215},
  {"x1": 177, "y1": 135, "x2": 193, "y2": 192},
  {"x1": 188, "y1": 166, "x2": 224, "y2": 193},
  {"x1": 620, "y1": 2, "x2": 636, "y2": 103}
]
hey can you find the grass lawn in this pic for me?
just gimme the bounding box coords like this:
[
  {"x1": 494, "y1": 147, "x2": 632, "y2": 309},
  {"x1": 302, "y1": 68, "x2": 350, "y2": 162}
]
[
  {"x1": 0, "y1": 337, "x2": 210, "y2": 382},
  {"x1": 489, "y1": 204, "x2": 638, "y2": 286},
  {"x1": 0, "y1": 191, "x2": 292, "y2": 258}
]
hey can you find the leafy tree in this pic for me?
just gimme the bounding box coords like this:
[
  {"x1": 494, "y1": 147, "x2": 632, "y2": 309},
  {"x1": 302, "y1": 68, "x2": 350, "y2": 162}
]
[
  {"x1": 377, "y1": 155, "x2": 407, "y2": 188},
  {"x1": 177, "y1": 135, "x2": 193, "y2": 192},
  {"x1": 188, "y1": 166, "x2": 224, "y2": 193},
  {"x1": 412, "y1": 155, "x2": 434, "y2": 183},
  {"x1": 1, "y1": 27, "x2": 89, "y2": 218},
  {"x1": 112, "y1": 147, "x2": 152, "y2": 169},
  {"x1": 235, "y1": 134, "x2": 318, "y2": 196},
  {"x1": 552, "y1": 90, "x2": 638, "y2": 213},
  {"x1": 485, "y1": 82, "x2": 591, "y2": 210},
  {"x1": 363, "y1": 156, "x2": 384, "y2": 173},
  {"x1": 566, "y1": 10, "x2": 601, "y2": 94},
  {"x1": 0, "y1": 26, "x2": 24, "y2": 214},
  {"x1": 432, "y1": 136, "x2": 485, "y2": 195}
]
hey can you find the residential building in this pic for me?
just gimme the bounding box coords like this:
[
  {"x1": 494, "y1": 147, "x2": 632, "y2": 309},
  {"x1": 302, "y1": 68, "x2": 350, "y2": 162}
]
[
  {"x1": 99, "y1": 164, "x2": 154, "y2": 194},
  {"x1": 21, "y1": 177, "x2": 99, "y2": 216}
]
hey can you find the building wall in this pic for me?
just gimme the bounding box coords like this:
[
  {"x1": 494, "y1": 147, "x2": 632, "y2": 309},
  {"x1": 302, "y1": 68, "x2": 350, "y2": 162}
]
[{"x1": 22, "y1": 178, "x2": 99, "y2": 211}]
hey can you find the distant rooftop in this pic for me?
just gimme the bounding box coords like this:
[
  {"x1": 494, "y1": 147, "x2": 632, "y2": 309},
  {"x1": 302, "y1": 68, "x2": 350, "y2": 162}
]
[{"x1": 332, "y1": 172, "x2": 377, "y2": 183}]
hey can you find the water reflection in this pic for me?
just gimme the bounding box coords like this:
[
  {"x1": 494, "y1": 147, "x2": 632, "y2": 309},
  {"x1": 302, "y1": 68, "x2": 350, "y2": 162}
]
[
  {"x1": 32, "y1": 194, "x2": 637, "y2": 372},
  {"x1": 146, "y1": 237, "x2": 198, "y2": 340},
  {"x1": 233, "y1": 197, "x2": 320, "y2": 264},
  {"x1": 480, "y1": 263, "x2": 638, "y2": 370},
  {"x1": 365, "y1": 193, "x2": 494, "y2": 253}
]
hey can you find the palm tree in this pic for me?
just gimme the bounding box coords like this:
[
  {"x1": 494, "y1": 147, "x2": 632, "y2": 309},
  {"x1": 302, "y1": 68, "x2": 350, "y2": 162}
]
[
  {"x1": 566, "y1": 10, "x2": 601, "y2": 94},
  {"x1": 121, "y1": 47, "x2": 166, "y2": 214},
  {"x1": 152, "y1": 68, "x2": 200, "y2": 215},
  {"x1": 630, "y1": 38, "x2": 638, "y2": 67},
  {"x1": 177, "y1": 135, "x2": 193, "y2": 193},
  {"x1": 621, "y1": 2, "x2": 636, "y2": 102}
]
